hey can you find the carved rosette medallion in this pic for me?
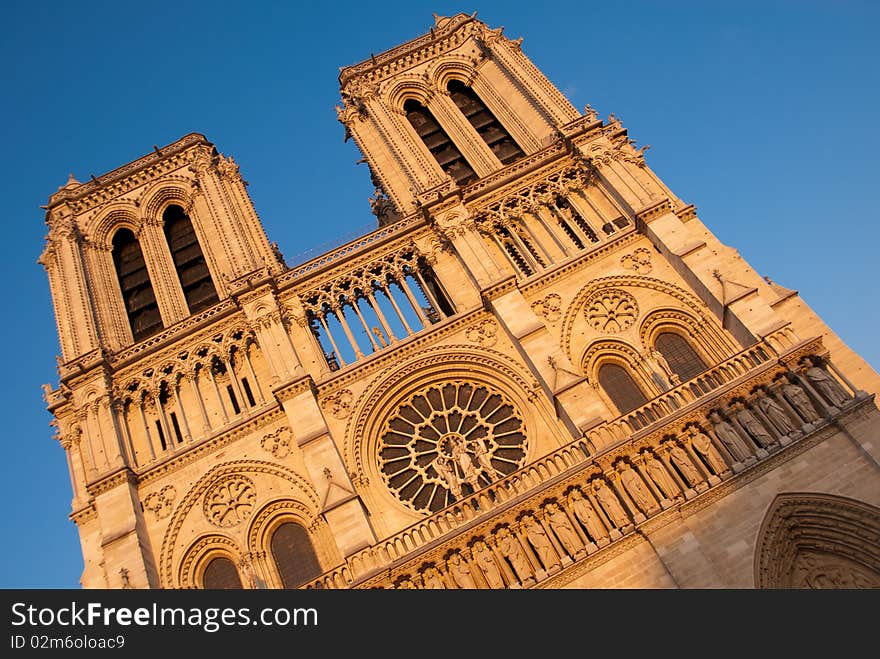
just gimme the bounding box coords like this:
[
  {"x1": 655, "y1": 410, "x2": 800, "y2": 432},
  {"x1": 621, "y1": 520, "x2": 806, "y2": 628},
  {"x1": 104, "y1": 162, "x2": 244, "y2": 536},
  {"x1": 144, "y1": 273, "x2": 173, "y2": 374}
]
[
  {"x1": 584, "y1": 289, "x2": 639, "y2": 333},
  {"x1": 378, "y1": 382, "x2": 528, "y2": 514},
  {"x1": 620, "y1": 247, "x2": 652, "y2": 274},
  {"x1": 143, "y1": 485, "x2": 176, "y2": 519},
  {"x1": 203, "y1": 475, "x2": 257, "y2": 527}
]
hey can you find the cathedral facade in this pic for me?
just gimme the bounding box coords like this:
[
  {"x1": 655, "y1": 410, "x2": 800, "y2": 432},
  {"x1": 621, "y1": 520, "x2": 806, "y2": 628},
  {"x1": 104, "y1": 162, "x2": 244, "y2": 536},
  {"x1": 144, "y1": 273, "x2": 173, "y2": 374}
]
[{"x1": 40, "y1": 13, "x2": 880, "y2": 589}]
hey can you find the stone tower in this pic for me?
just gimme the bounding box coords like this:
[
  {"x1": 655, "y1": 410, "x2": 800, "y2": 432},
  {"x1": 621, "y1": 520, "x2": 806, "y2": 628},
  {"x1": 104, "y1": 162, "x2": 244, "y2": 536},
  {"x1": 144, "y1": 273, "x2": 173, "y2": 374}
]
[{"x1": 41, "y1": 13, "x2": 880, "y2": 589}]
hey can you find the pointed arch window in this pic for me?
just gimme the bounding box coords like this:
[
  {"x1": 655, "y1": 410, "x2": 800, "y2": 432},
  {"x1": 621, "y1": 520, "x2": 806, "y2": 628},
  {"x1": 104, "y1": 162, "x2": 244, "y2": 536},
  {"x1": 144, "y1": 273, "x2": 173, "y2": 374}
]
[
  {"x1": 163, "y1": 205, "x2": 219, "y2": 314},
  {"x1": 404, "y1": 98, "x2": 477, "y2": 186},
  {"x1": 112, "y1": 228, "x2": 163, "y2": 342},
  {"x1": 202, "y1": 556, "x2": 242, "y2": 589},
  {"x1": 270, "y1": 522, "x2": 322, "y2": 589},
  {"x1": 655, "y1": 332, "x2": 707, "y2": 382},
  {"x1": 447, "y1": 80, "x2": 525, "y2": 165},
  {"x1": 598, "y1": 363, "x2": 648, "y2": 414}
]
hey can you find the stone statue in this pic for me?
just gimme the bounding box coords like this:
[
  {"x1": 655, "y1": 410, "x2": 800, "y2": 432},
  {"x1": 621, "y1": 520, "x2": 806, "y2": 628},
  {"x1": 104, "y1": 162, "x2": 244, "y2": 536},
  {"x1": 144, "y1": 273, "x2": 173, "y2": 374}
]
[
  {"x1": 469, "y1": 435, "x2": 498, "y2": 478},
  {"x1": 447, "y1": 552, "x2": 476, "y2": 589},
  {"x1": 433, "y1": 455, "x2": 461, "y2": 497},
  {"x1": 649, "y1": 348, "x2": 680, "y2": 385},
  {"x1": 396, "y1": 576, "x2": 417, "y2": 589},
  {"x1": 472, "y1": 540, "x2": 505, "y2": 589},
  {"x1": 690, "y1": 430, "x2": 728, "y2": 475},
  {"x1": 593, "y1": 480, "x2": 629, "y2": 528},
  {"x1": 522, "y1": 514, "x2": 559, "y2": 570},
  {"x1": 644, "y1": 452, "x2": 679, "y2": 499},
  {"x1": 758, "y1": 393, "x2": 797, "y2": 435},
  {"x1": 497, "y1": 527, "x2": 533, "y2": 582},
  {"x1": 568, "y1": 487, "x2": 608, "y2": 542},
  {"x1": 735, "y1": 405, "x2": 774, "y2": 448},
  {"x1": 781, "y1": 381, "x2": 819, "y2": 422},
  {"x1": 618, "y1": 464, "x2": 655, "y2": 513},
  {"x1": 804, "y1": 359, "x2": 850, "y2": 407},
  {"x1": 709, "y1": 411, "x2": 752, "y2": 462},
  {"x1": 421, "y1": 566, "x2": 445, "y2": 589},
  {"x1": 668, "y1": 444, "x2": 702, "y2": 486},
  {"x1": 545, "y1": 503, "x2": 582, "y2": 557},
  {"x1": 451, "y1": 437, "x2": 480, "y2": 487}
]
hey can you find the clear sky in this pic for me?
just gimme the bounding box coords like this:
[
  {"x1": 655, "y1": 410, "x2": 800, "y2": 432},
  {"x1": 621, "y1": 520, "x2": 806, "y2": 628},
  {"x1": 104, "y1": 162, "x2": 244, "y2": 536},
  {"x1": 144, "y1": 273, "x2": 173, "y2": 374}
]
[{"x1": 1, "y1": 0, "x2": 877, "y2": 588}]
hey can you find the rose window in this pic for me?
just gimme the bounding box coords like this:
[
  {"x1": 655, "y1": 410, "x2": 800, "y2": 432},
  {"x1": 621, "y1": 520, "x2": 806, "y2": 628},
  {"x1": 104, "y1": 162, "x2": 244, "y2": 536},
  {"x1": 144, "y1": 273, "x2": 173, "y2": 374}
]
[
  {"x1": 379, "y1": 382, "x2": 528, "y2": 513},
  {"x1": 585, "y1": 289, "x2": 638, "y2": 333}
]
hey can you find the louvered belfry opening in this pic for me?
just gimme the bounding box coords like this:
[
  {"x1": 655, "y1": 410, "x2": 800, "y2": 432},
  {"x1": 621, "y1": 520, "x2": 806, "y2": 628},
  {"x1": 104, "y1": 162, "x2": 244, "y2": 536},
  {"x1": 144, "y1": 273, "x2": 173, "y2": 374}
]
[
  {"x1": 404, "y1": 98, "x2": 477, "y2": 186},
  {"x1": 598, "y1": 363, "x2": 649, "y2": 414},
  {"x1": 112, "y1": 228, "x2": 163, "y2": 342},
  {"x1": 163, "y1": 205, "x2": 219, "y2": 314},
  {"x1": 447, "y1": 80, "x2": 525, "y2": 165},
  {"x1": 202, "y1": 556, "x2": 242, "y2": 589},
  {"x1": 270, "y1": 522, "x2": 322, "y2": 589},
  {"x1": 655, "y1": 332, "x2": 707, "y2": 382}
]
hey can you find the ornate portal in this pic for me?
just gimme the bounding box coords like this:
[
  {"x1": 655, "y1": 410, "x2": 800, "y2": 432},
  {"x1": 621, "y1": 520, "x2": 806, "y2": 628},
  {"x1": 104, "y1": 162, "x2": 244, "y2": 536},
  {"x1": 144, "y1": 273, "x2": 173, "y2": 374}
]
[{"x1": 379, "y1": 382, "x2": 528, "y2": 513}]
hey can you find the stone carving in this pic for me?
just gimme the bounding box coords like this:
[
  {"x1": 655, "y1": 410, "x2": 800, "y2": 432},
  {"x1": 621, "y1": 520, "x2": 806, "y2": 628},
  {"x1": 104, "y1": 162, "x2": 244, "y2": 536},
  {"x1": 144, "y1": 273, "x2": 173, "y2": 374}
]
[
  {"x1": 689, "y1": 428, "x2": 728, "y2": 476},
  {"x1": 708, "y1": 411, "x2": 753, "y2": 462},
  {"x1": 522, "y1": 514, "x2": 559, "y2": 571},
  {"x1": 143, "y1": 485, "x2": 176, "y2": 519},
  {"x1": 531, "y1": 293, "x2": 562, "y2": 322},
  {"x1": 735, "y1": 404, "x2": 774, "y2": 448},
  {"x1": 793, "y1": 552, "x2": 880, "y2": 589},
  {"x1": 593, "y1": 479, "x2": 629, "y2": 528},
  {"x1": 472, "y1": 539, "x2": 505, "y2": 588},
  {"x1": 545, "y1": 502, "x2": 582, "y2": 558},
  {"x1": 323, "y1": 389, "x2": 354, "y2": 419},
  {"x1": 757, "y1": 393, "x2": 797, "y2": 435},
  {"x1": 568, "y1": 487, "x2": 608, "y2": 542},
  {"x1": 642, "y1": 451, "x2": 679, "y2": 500},
  {"x1": 803, "y1": 358, "x2": 850, "y2": 407},
  {"x1": 447, "y1": 551, "x2": 476, "y2": 589},
  {"x1": 421, "y1": 565, "x2": 445, "y2": 589},
  {"x1": 620, "y1": 247, "x2": 653, "y2": 274},
  {"x1": 497, "y1": 526, "x2": 532, "y2": 582},
  {"x1": 618, "y1": 463, "x2": 655, "y2": 514},
  {"x1": 260, "y1": 427, "x2": 292, "y2": 459},
  {"x1": 465, "y1": 319, "x2": 498, "y2": 347},
  {"x1": 203, "y1": 475, "x2": 256, "y2": 527},
  {"x1": 378, "y1": 382, "x2": 527, "y2": 513},
  {"x1": 643, "y1": 348, "x2": 680, "y2": 386},
  {"x1": 668, "y1": 443, "x2": 702, "y2": 486},
  {"x1": 781, "y1": 380, "x2": 819, "y2": 422},
  {"x1": 584, "y1": 289, "x2": 639, "y2": 333}
]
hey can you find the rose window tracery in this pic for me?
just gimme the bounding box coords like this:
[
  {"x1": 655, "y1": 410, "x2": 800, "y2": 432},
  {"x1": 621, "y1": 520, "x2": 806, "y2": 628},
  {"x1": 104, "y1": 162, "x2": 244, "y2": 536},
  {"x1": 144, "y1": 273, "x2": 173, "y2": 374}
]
[
  {"x1": 584, "y1": 289, "x2": 638, "y2": 333},
  {"x1": 203, "y1": 475, "x2": 256, "y2": 527},
  {"x1": 379, "y1": 382, "x2": 528, "y2": 513}
]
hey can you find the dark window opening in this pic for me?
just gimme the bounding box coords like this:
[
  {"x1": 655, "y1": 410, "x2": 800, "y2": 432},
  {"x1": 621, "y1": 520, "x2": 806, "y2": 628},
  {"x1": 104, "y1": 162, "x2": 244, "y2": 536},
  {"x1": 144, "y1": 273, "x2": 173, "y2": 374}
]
[
  {"x1": 270, "y1": 522, "x2": 323, "y2": 589},
  {"x1": 163, "y1": 205, "x2": 219, "y2": 314},
  {"x1": 447, "y1": 80, "x2": 525, "y2": 165},
  {"x1": 404, "y1": 99, "x2": 477, "y2": 186},
  {"x1": 226, "y1": 385, "x2": 241, "y2": 415},
  {"x1": 155, "y1": 420, "x2": 167, "y2": 451},
  {"x1": 170, "y1": 412, "x2": 183, "y2": 444},
  {"x1": 202, "y1": 557, "x2": 242, "y2": 590},
  {"x1": 655, "y1": 332, "x2": 707, "y2": 382},
  {"x1": 241, "y1": 378, "x2": 256, "y2": 407},
  {"x1": 112, "y1": 229, "x2": 163, "y2": 342},
  {"x1": 598, "y1": 363, "x2": 649, "y2": 415}
]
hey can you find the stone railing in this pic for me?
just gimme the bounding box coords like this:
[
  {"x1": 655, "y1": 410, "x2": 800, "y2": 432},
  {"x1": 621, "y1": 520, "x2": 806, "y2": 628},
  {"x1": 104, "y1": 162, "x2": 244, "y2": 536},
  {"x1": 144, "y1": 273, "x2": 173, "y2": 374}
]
[{"x1": 302, "y1": 331, "x2": 863, "y2": 589}]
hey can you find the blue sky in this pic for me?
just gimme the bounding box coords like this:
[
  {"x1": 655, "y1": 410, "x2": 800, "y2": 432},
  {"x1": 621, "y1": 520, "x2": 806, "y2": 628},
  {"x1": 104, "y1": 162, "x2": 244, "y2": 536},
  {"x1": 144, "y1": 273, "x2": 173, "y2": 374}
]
[{"x1": 1, "y1": 0, "x2": 877, "y2": 588}]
